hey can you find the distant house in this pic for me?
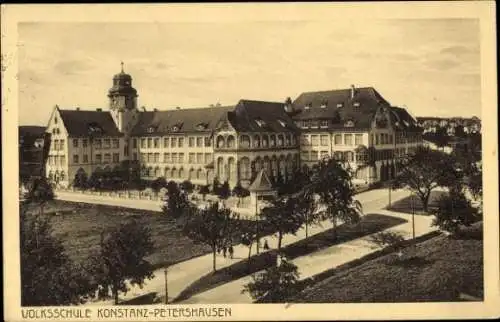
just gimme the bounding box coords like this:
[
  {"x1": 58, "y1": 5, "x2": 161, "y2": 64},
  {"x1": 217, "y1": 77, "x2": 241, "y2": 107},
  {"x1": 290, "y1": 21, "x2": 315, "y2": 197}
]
[{"x1": 19, "y1": 126, "x2": 51, "y2": 183}]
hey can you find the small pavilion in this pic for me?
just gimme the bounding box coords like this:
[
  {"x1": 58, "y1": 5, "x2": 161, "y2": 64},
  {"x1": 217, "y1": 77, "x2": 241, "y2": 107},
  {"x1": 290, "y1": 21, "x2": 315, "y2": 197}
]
[{"x1": 248, "y1": 169, "x2": 276, "y2": 216}]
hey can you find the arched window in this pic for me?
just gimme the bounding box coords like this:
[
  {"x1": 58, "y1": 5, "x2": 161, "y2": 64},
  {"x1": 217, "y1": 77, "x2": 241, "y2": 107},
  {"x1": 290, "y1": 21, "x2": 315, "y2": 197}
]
[
  {"x1": 189, "y1": 168, "x2": 195, "y2": 179},
  {"x1": 196, "y1": 168, "x2": 203, "y2": 180},
  {"x1": 228, "y1": 157, "x2": 236, "y2": 181},
  {"x1": 48, "y1": 171, "x2": 54, "y2": 181},
  {"x1": 263, "y1": 157, "x2": 271, "y2": 175},
  {"x1": 217, "y1": 157, "x2": 224, "y2": 179},
  {"x1": 227, "y1": 135, "x2": 236, "y2": 148},
  {"x1": 164, "y1": 167, "x2": 169, "y2": 178},
  {"x1": 285, "y1": 135, "x2": 291, "y2": 146},
  {"x1": 271, "y1": 156, "x2": 278, "y2": 178},
  {"x1": 60, "y1": 171, "x2": 65, "y2": 181},
  {"x1": 239, "y1": 157, "x2": 251, "y2": 180},
  {"x1": 254, "y1": 157, "x2": 262, "y2": 173},
  {"x1": 179, "y1": 168, "x2": 185, "y2": 179},
  {"x1": 155, "y1": 166, "x2": 161, "y2": 178},
  {"x1": 239, "y1": 135, "x2": 250, "y2": 149},
  {"x1": 277, "y1": 134, "x2": 284, "y2": 147},
  {"x1": 147, "y1": 166, "x2": 153, "y2": 177},
  {"x1": 346, "y1": 151, "x2": 354, "y2": 162},
  {"x1": 253, "y1": 135, "x2": 261, "y2": 148},
  {"x1": 216, "y1": 135, "x2": 225, "y2": 148},
  {"x1": 171, "y1": 168, "x2": 176, "y2": 178},
  {"x1": 269, "y1": 135, "x2": 276, "y2": 147},
  {"x1": 262, "y1": 135, "x2": 269, "y2": 148},
  {"x1": 278, "y1": 157, "x2": 286, "y2": 179}
]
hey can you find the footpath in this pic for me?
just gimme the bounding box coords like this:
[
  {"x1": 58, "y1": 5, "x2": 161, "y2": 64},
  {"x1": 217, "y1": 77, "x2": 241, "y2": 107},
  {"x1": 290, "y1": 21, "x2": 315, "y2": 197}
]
[{"x1": 52, "y1": 188, "x2": 421, "y2": 306}]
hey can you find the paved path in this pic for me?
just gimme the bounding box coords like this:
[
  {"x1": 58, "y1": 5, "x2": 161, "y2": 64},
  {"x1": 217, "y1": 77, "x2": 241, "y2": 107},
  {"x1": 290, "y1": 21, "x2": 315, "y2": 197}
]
[
  {"x1": 75, "y1": 187, "x2": 414, "y2": 305},
  {"x1": 182, "y1": 208, "x2": 435, "y2": 304}
]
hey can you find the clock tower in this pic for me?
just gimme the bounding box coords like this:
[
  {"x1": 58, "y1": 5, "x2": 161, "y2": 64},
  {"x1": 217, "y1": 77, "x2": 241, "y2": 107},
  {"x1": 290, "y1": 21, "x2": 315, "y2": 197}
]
[{"x1": 108, "y1": 62, "x2": 139, "y2": 134}]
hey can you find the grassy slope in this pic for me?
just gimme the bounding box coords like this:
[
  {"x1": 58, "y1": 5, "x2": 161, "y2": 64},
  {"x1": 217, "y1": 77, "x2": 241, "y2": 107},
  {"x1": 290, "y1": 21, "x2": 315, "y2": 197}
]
[
  {"x1": 293, "y1": 222, "x2": 483, "y2": 302},
  {"x1": 24, "y1": 200, "x2": 212, "y2": 268}
]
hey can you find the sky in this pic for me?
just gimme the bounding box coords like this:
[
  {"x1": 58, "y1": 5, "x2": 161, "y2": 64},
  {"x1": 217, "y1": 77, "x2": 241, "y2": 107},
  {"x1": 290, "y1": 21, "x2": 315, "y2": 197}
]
[{"x1": 18, "y1": 18, "x2": 481, "y2": 125}]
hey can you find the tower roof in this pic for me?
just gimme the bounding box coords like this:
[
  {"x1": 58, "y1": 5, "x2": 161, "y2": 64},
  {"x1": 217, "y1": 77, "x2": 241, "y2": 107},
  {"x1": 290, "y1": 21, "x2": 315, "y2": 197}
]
[
  {"x1": 248, "y1": 169, "x2": 274, "y2": 192},
  {"x1": 109, "y1": 62, "x2": 137, "y2": 97}
]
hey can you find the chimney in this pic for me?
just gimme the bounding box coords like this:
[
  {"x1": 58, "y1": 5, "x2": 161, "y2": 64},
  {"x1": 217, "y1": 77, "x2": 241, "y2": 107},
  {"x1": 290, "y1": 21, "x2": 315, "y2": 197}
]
[
  {"x1": 350, "y1": 85, "x2": 356, "y2": 99},
  {"x1": 284, "y1": 97, "x2": 293, "y2": 113},
  {"x1": 96, "y1": 108, "x2": 102, "y2": 112},
  {"x1": 153, "y1": 108, "x2": 158, "y2": 112},
  {"x1": 176, "y1": 106, "x2": 181, "y2": 110},
  {"x1": 141, "y1": 106, "x2": 146, "y2": 112},
  {"x1": 76, "y1": 107, "x2": 80, "y2": 111}
]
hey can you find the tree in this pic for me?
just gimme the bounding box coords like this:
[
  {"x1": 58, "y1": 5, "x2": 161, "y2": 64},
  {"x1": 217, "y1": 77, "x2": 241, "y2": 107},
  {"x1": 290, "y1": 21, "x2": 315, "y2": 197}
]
[
  {"x1": 239, "y1": 219, "x2": 259, "y2": 269},
  {"x1": 392, "y1": 146, "x2": 461, "y2": 213},
  {"x1": 183, "y1": 202, "x2": 240, "y2": 272},
  {"x1": 242, "y1": 257, "x2": 301, "y2": 303},
  {"x1": 199, "y1": 185, "x2": 210, "y2": 201},
  {"x1": 20, "y1": 206, "x2": 94, "y2": 306},
  {"x1": 295, "y1": 192, "x2": 318, "y2": 238},
  {"x1": 431, "y1": 190, "x2": 480, "y2": 234},
  {"x1": 217, "y1": 181, "x2": 231, "y2": 204},
  {"x1": 260, "y1": 197, "x2": 303, "y2": 252},
  {"x1": 232, "y1": 182, "x2": 250, "y2": 206},
  {"x1": 73, "y1": 171, "x2": 88, "y2": 190},
  {"x1": 162, "y1": 181, "x2": 191, "y2": 219},
  {"x1": 311, "y1": 157, "x2": 362, "y2": 239},
  {"x1": 88, "y1": 220, "x2": 155, "y2": 305},
  {"x1": 150, "y1": 177, "x2": 168, "y2": 197},
  {"x1": 180, "y1": 180, "x2": 195, "y2": 194},
  {"x1": 24, "y1": 176, "x2": 55, "y2": 217},
  {"x1": 212, "y1": 178, "x2": 221, "y2": 195}
]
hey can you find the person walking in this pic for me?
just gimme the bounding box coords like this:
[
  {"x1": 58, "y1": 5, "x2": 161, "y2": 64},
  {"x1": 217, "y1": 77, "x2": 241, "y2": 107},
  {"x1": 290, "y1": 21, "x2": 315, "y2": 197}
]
[
  {"x1": 228, "y1": 245, "x2": 234, "y2": 259},
  {"x1": 263, "y1": 239, "x2": 270, "y2": 251},
  {"x1": 222, "y1": 247, "x2": 227, "y2": 258}
]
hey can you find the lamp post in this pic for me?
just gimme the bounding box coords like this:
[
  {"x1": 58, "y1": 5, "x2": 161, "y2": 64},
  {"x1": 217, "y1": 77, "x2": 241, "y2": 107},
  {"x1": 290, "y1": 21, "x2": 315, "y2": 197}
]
[{"x1": 255, "y1": 197, "x2": 260, "y2": 254}]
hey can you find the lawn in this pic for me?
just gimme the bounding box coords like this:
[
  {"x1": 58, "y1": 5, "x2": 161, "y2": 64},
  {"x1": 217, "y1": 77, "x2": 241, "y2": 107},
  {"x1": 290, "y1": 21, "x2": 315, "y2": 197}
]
[
  {"x1": 291, "y1": 222, "x2": 483, "y2": 302},
  {"x1": 173, "y1": 213, "x2": 407, "y2": 302},
  {"x1": 22, "y1": 200, "x2": 212, "y2": 269},
  {"x1": 386, "y1": 190, "x2": 447, "y2": 215}
]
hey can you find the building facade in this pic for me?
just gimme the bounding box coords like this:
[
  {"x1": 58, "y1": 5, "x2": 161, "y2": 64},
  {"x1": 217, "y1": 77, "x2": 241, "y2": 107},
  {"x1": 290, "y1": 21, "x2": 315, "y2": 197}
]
[{"x1": 43, "y1": 66, "x2": 423, "y2": 189}]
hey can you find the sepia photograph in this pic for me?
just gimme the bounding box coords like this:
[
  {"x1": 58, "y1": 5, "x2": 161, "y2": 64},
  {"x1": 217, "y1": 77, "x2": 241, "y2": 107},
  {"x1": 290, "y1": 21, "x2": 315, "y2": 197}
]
[{"x1": 3, "y1": 2, "x2": 498, "y2": 321}]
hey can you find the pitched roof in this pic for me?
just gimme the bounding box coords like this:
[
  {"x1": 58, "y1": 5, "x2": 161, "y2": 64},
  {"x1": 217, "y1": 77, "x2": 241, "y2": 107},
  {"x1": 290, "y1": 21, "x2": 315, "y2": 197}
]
[
  {"x1": 291, "y1": 87, "x2": 390, "y2": 129},
  {"x1": 19, "y1": 126, "x2": 46, "y2": 137},
  {"x1": 130, "y1": 105, "x2": 234, "y2": 136},
  {"x1": 228, "y1": 99, "x2": 299, "y2": 133},
  {"x1": 58, "y1": 109, "x2": 122, "y2": 137},
  {"x1": 248, "y1": 169, "x2": 274, "y2": 192},
  {"x1": 388, "y1": 106, "x2": 421, "y2": 132}
]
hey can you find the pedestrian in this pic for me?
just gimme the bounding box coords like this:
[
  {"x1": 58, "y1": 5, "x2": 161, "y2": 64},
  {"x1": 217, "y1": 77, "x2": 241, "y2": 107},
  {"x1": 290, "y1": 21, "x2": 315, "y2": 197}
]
[
  {"x1": 222, "y1": 247, "x2": 227, "y2": 258},
  {"x1": 217, "y1": 247, "x2": 221, "y2": 255},
  {"x1": 263, "y1": 239, "x2": 270, "y2": 250},
  {"x1": 228, "y1": 245, "x2": 234, "y2": 259}
]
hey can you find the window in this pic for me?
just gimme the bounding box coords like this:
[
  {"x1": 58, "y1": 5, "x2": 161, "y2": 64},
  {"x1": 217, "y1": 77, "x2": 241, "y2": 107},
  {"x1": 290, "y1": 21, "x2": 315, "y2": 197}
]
[
  {"x1": 370, "y1": 134, "x2": 374, "y2": 145},
  {"x1": 112, "y1": 139, "x2": 119, "y2": 148},
  {"x1": 353, "y1": 102, "x2": 360, "y2": 108},
  {"x1": 344, "y1": 134, "x2": 353, "y2": 146},
  {"x1": 311, "y1": 120, "x2": 319, "y2": 128},
  {"x1": 178, "y1": 153, "x2": 184, "y2": 163},
  {"x1": 104, "y1": 139, "x2": 111, "y2": 149},
  {"x1": 320, "y1": 120, "x2": 329, "y2": 128},
  {"x1": 286, "y1": 135, "x2": 291, "y2": 146},
  {"x1": 196, "y1": 137, "x2": 203, "y2": 147},
  {"x1": 73, "y1": 139, "x2": 78, "y2": 148},
  {"x1": 278, "y1": 120, "x2": 287, "y2": 128},
  {"x1": 141, "y1": 138, "x2": 146, "y2": 149},
  {"x1": 204, "y1": 137, "x2": 211, "y2": 147},
  {"x1": 178, "y1": 137, "x2": 184, "y2": 148},
  {"x1": 375, "y1": 134, "x2": 379, "y2": 145},
  {"x1": 310, "y1": 151, "x2": 319, "y2": 161},
  {"x1": 336, "y1": 103, "x2": 343, "y2": 108},
  {"x1": 163, "y1": 137, "x2": 169, "y2": 148},
  {"x1": 164, "y1": 153, "x2": 170, "y2": 163},
  {"x1": 154, "y1": 153, "x2": 160, "y2": 163},
  {"x1": 113, "y1": 153, "x2": 119, "y2": 163},
  {"x1": 73, "y1": 155, "x2": 79, "y2": 164},
  {"x1": 133, "y1": 152, "x2": 137, "y2": 161},
  {"x1": 96, "y1": 154, "x2": 102, "y2": 163},
  {"x1": 82, "y1": 139, "x2": 88, "y2": 148},
  {"x1": 320, "y1": 135, "x2": 329, "y2": 146},
  {"x1": 205, "y1": 153, "x2": 212, "y2": 163},
  {"x1": 304, "y1": 103, "x2": 312, "y2": 110},
  {"x1": 277, "y1": 135, "x2": 284, "y2": 146},
  {"x1": 300, "y1": 135, "x2": 308, "y2": 145},
  {"x1": 153, "y1": 138, "x2": 159, "y2": 148},
  {"x1": 59, "y1": 140, "x2": 65, "y2": 150},
  {"x1": 171, "y1": 137, "x2": 177, "y2": 148},
  {"x1": 54, "y1": 116, "x2": 58, "y2": 124},
  {"x1": 269, "y1": 135, "x2": 276, "y2": 147},
  {"x1": 255, "y1": 119, "x2": 266, "y2": 127},
  {"x1": 54, "y1": 139, "x2": 59, "y2": 151},
  {"x1": 355, "y1": 134, "x2": 363, "y2": 145},
  {"x1": 147, "y1": 153, "x2": 153, "y2": 163},
  {"x1": 83, "y1": 154, "x2": 88, "y2": 163},
  {"x1": 104, "y1": 153, "x2": 111, "y2": 163},
  {"x1": 301, "y1": 151, "x2": 309, "y2": 161},
  {"x1": 320, "y1": 151, "x2": 329, "y2": 159},
  {"x1": 311, "y1": 135, "x2": 319, "y2": 146},
  {"x1": 140, "y1": 153, "x2": 146, "y2": 162},
  {"x1": 147, "y1": 138, "x2": 152, "y2": 148},
  {"x1": 196, "y1": 153, "x2": 203, "y2": 164},
  {"x1": 132, "y1": 138, "x2": 137, "y2": 148},
  {"x1": 189, "y1": 153, "x2": 195, "y2": 163},
  {"x1": 334, "y1": 134, "x2": 342, "y2": 145},
  {"x1": 172, "y1": 153, "x2": 177, "y2": 163},
  {"x1": 189, "y1": 137, "x2": 195, "y2": 147}
]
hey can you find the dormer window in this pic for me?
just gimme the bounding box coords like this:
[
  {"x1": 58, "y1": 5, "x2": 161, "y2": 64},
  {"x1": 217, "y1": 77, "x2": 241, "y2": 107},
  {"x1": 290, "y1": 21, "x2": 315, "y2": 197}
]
[
  {"x1": 172, "y1": 122, "x2": 183, "y2": 132},
  {"x1": 147, "y1": 127, "x2": 155, "y2": 133},
  {"x1": 196, "y1": 123, "x2": 208, "y2": 131},
  {"x1": 353, "y1": 102, "x2": 360, "y2": 108},
  {"x1": 320, "y1": 100, "x2": 328, "y2": 108},
  {"x1": 336, "y1": 103, "x2": 344, "y2": 108},
  {"x1": 278, "y1": 119, "x2": 287, "y2": 128},
  {"x1": 304, "y1": 103, "x2": 312, "y2": 110},
  {"x1": 320, "y1": 120, "x2": 329, "y2": 128},
  {"x1": 344, "y1": 120, "x2": 355, "y2": 127},
  {"x1": 255, "y1": 118, "x2": 266, "y2": 127}
]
